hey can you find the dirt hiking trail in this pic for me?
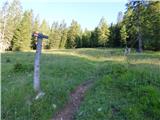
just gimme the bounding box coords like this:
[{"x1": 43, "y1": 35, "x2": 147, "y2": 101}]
[{"x1": 52, "y1": 80, "x2": 93, "y2": 120}]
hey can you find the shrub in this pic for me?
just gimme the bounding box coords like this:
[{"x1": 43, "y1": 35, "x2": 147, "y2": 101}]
[
  {"x1": 6, "y1": 58, "x2": 11, "y2": 63},
  {"x1": 13, "y1": 62, "x2": 33, "y2": 72}
]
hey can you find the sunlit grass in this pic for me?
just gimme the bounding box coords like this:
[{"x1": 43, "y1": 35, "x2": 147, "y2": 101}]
[
  {"x1": 43, "y1": 48, "x2": 160, "y2": 65},
  {"x1": 44, "y1": 51, "x2": 125, "y2": 62}
]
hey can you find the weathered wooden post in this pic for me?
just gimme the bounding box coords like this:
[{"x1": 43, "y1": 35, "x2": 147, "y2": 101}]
[{"x1": 33, "y1": 32, "x2": 48, "y2": 99}]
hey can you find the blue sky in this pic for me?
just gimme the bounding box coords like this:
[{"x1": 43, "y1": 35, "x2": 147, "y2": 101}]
[{"x1": 1, "y1": 0, "x2": 127, "y2": 30}]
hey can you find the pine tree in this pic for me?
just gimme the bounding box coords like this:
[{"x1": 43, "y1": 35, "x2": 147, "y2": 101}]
[
  {"x1": 31, "y1": 15, "x2": 40, "y2": 49},
  {"x1": 82, "y1": 29, "x2": 91, "y2": 48},
  {"x1": 108, "y1": 23, "x2": 121, "y2": 47},
  {"x1": 40, "y1": 19, "x2": 50, "y2": 48},
  {"x1": 120, "y1": 25, "x2": 128, "y2": 47},
  {"x1": 0, "y1": 0, "x2": 22, "y2": 51},
  {"x1": 143, "y1": 1, "x2": 160, "y2": 50},
  {"x1": 49, "y1": 22, "x2": 61, "y2": 49},
  {"x1": 90, "y1": 27, "x2": 99, "y2": 48},
  {"x1": 12, "y1": 11, "x2": 32, "y2": 51},
  {"x1": 75, "y1": 36, "x2": 82, "y2": 48},
  {"x1": 97, "y1": 17, "x2": 110, "y2": 47},
  {"x1": 65, "y1": 20, "x2": 81, "y2": 48},
  {"x1": 123, "y1": 1, "x2": 146, "y2": 52},
  {"x1": 59, "y1": 28, "x2": 68, "y2": 49},
  {"x1": 123, "y1": 0, "x2": 160, "y2": 51},
  {"x1": 59, "y1": 20, "x2": 68, "y2": 48}
]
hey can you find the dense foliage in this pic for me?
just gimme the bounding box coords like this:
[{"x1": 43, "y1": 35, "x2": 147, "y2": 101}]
[{"x1": 0, "y1": 0, "x2": 159, "y2": 51}]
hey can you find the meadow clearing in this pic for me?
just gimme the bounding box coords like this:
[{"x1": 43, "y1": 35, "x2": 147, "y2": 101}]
[{"x1": 1, "y1": 48, "x2": 160, "y2": 120}]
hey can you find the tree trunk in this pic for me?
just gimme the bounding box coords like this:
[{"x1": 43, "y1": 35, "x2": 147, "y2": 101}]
[
  {"x1": 34, "y1": 38, "x2": 42, "y2": 93},
  {"x1": 138, "y1": 31, "x2": 142, "y2": 52},
  {"x1": 137, "y1": 2, "x2": 143, "y2": 53}
]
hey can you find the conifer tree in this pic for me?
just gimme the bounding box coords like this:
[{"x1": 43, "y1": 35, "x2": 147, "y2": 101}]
[
  {"x1": 82, "y1": 29, "x2": 91, "y2": 48},
  {"x1": 65, "y1": 20, "x2": 81, "y2": 48},
  {"x1": 143, "y1": 1, "x2": 160, "y2": 50},
  {"x1": 40, "y1": 19, "x2": 50, "y2": 48},
  {"x1": 120, "y1": 25, "x2": 128, "y2": 47},
  {"x1": 49, "y1": 22, "x2": 61, "y2": 49},
  {"x1": 123, "y1": 1, "x2": 146, "y2": 52},
  {"x1": 12, "y1": 11, "x2": 32, "y2": 51},
  {"x1": 59, "y1": 20, "x2": 68, "y2": 48},
  {"x1": 0, "y1": 0, "x2": 22, "y2": 51},
  {"x1": 97, "y1": 17, "x2": 110, "y2": 47},
  {"x1": 31, "y1": 15, "x2": 40, "y2": 49}
]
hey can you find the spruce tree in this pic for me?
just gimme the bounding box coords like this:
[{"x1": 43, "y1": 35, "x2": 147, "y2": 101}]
[
  {"x1": 120, "y1": 25, "x2": 128, "y2": 47},
  {"x1": 0, "y1": 0, "x2": 22, "y2": 51},
  {"x1": 59, "y1": 20, "x2": 68, "y2": 48},
  {"x1": 12, "y1": 11, "x2": 32, "y2": 51},
  {"x1": 90, "y1": 27, "x2": 99, "y2": 48},
  {"x1": 31, "y1": 16, "x2": 40, "y2": 49},
  {"x1": 143, "y1": 1, "x2": 160, "y2": 50},
  {"x1": 65, "y1": 20, "x2": 81, "y2": 48},
  {"x1": 82, "y1": 29, "x2": 91, "y2": 48},
  {"x1": 49, "y1": 22, "x2": 61, "y2": 49},
  {"x1": 97, "y1": 17, "x2": 110, "y2": 47},
  {"x1": 40, "y1": 19, "x2": 50, "y2": 48},
  {"x1": 123, "y1": 1, "x2": 146, "y2": 52}
]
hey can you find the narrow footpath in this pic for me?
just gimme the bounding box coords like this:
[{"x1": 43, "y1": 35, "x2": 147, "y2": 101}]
[{"x1": 52, "y1": 80, "x2": 93, "y2": 120}]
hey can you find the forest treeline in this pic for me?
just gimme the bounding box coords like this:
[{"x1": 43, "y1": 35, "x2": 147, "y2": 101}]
[{"x1": 0, "y1": 0, "x2": 160, "y2": 51}]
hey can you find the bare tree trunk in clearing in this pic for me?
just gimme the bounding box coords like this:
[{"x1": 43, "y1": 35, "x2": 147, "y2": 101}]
[
  {"x1": 138, "y1": 30, "x2": 142, "y2": 52},
  {"x1": 34, "y1": 38, "x2": 42, "y2": 93}
]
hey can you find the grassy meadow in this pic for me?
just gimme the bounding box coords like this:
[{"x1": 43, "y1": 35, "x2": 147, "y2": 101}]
[{"x1": 1, "y1": 48, "x2": 160, "y2": 120}]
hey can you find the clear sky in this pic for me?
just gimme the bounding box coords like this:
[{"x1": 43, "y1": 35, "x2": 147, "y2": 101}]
[{"x1": 1, "y1": 0, "x2": 127, "y2": 30}]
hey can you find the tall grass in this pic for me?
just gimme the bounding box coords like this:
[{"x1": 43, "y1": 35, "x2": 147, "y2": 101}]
[{"x1": 1, "y1": 48, "x2": 160, "y2": 120}]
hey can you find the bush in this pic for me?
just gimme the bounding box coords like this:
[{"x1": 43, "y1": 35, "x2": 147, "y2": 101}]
[
  {"x1": 13, "y1": 62, "x2": 33, "y2": 72},
  {"x1": 6, "y1": 58, "x2": 11, "y2": 63}
]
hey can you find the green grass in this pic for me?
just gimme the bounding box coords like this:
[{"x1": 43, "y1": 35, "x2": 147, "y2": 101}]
[
  {"x1": 74, "y1": 49, "x2": 160, "y2": 120},
  {"x1": 1, "y1": 48, "x2": 160, "y2": 120}
]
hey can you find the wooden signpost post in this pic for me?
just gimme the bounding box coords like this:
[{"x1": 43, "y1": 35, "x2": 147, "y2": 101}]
[{"x1": 33, "y1": 32, "x2": 48, "y2": 99}]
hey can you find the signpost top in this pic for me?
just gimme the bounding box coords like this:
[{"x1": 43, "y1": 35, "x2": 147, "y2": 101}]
[{"x1": 33, "y1": 32, "x2": 48, "y2": 39}]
